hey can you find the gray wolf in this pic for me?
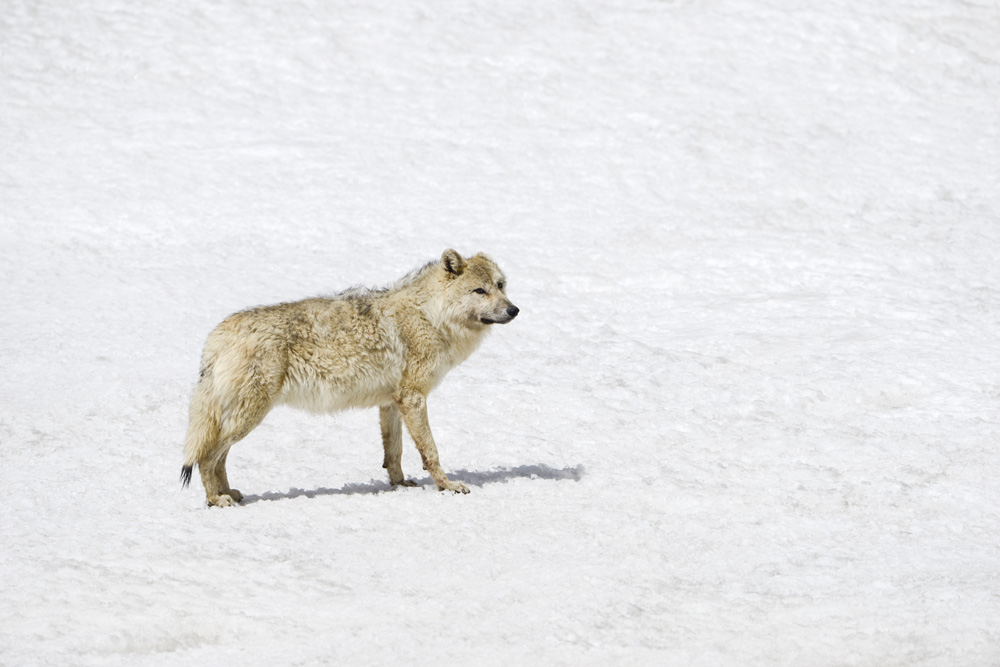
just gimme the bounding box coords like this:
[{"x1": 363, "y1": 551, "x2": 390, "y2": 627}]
[{"x1": 180, "y1": 249, "x2": 519, "y2": 506}]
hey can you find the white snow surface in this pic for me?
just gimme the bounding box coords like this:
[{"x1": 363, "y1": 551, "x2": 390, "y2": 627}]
[{"x1": 2, "y1": 0, "x2": 999, "y2": 664}]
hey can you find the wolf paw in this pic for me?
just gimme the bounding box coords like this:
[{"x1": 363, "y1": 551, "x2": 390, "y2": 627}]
[
  {"x1": 391, "y1": 479, "x2": 419, "y2": 488},
  {"x1": 438, "y1": 480, "x2": 470, "y2": 494},
  {"x1": 208, "y1": 493, "x2": 239, "y2": 507},
  {"x1": 225, "y1": 489, "x2": 243, "y2": 503}
]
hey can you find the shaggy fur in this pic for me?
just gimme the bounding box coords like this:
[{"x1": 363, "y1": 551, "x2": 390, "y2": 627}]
[{"x1": 180, "y1": 249, "x2": 518, "y2": 506}]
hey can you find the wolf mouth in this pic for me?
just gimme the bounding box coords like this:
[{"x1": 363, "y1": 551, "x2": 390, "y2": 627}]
[{"x1": 481, "y1": 307, "x2": 519, "y2": 325}]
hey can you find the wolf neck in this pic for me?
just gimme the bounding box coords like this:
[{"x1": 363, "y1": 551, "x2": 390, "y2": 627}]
[
  {"x1": 434, "y1": 316, "x2": 489, "y2": 371},
  {"x1": 400, "y1": 268, "x2": 489, "y2": 364}
]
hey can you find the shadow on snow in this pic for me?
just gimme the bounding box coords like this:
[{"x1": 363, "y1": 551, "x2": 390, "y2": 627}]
[{"x1": 241, "y1": 463, "x2": 585, "y2": 505}]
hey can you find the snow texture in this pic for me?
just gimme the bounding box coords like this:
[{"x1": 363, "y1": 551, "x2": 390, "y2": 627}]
[{"x1": 2, "y1": 0, "x2": 999, "y2": 664}]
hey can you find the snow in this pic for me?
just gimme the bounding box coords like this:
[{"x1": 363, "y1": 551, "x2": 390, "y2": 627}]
[{"x1": 2, "y1": 0, "x2": 999, "y2": 664}]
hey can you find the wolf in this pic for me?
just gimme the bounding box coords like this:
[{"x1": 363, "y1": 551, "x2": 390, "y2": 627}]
[{"x1": 180, "y1": 249, "x2": 519, "y2": 506}]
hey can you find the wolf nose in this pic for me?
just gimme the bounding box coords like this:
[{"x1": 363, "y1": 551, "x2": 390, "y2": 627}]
[{"x1": 507, "y1": 306, "x2": 519, "y2": 319}]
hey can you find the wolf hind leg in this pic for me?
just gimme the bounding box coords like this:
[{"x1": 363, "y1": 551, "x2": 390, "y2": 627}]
[
  {"x1": 199, "y1": 456, "x2": 236, "y2": 507},
  {"x1": 381, "y1": 404, "x2": 416, "y2": 487},
  {"x1": 200, "y1": 433, "x2": 256, "y2": 507},
  {"x1": 196, "y1": 370, "x2": 279, "y2": 506},
  {"x1": 215, "y1": 449, "x2": 242, "y2": 503},
  {"x1": 201, "y1": 402, "x2": 270, "y2": 506}
]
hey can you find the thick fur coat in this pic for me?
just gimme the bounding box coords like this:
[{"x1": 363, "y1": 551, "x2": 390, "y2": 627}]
[{"x1": 181, "y1": 249, "x2": 518, "y2": 506}]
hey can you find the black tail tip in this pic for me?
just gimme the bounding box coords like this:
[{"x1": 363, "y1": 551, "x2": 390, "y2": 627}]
[{"x1": 180, "y1": 465, "x2": 193, "y2": 488}]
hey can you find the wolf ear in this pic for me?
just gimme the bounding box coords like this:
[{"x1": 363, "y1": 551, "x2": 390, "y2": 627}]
[{"x1": 442, "y1": 249, "x2": 466, "y2": 276}]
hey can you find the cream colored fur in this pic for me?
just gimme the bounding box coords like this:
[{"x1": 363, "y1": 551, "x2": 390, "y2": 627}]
[{"x1": 180, "y1": 249, "x2": 518, "y2": 506}]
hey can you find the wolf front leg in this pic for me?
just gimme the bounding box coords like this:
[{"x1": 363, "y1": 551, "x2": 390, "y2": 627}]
[
  {"x1": 380, "y1": 404, "x2": 417, "y2": 487},
  {"x1": 393, "y1": 390, "x2": 469, "y2": 494}
]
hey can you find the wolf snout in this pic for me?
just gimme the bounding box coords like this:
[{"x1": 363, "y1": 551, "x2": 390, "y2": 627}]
[{"x1": 482, "y1": 305, "x2": 519, "y2": 325}]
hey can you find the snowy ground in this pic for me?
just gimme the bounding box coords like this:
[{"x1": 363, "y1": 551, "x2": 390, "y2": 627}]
[{"x1": 2, "y1": 0, "x2": 999, "y2": 664}]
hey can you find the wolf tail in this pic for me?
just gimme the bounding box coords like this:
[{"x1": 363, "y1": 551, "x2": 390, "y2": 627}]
[{"x1": 180, "y1": 374, "x2": 222, "y2": 488}]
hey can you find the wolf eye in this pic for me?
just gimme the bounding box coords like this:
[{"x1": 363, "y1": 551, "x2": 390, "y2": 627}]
[
  {"x1": 497, "y1": 281, "x2": 505, "y2": 290},
  {"x1": 473, "y1": 288, "x2": 487, "y2": 295}
]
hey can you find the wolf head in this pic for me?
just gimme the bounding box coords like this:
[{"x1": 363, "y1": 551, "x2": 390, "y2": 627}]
[{"x1": 440, "y1": 249, "x2": 519, "y2": 328}]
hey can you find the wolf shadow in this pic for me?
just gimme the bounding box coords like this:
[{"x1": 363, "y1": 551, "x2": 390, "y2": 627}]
[{"x1": 240, "y1": 463, "x2": 585, "y2": 504}]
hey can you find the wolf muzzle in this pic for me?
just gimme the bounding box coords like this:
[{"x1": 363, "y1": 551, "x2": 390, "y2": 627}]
[{"x1": 482, "y1": 305, "x2": 519, "y2": 325}]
